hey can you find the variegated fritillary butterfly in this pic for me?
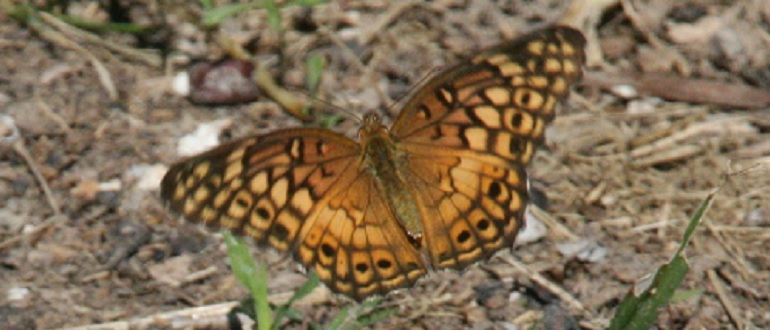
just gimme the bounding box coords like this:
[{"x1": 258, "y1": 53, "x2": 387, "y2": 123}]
[{"x1": 161, "y1": 26, "x2": 586, "y2": 301}]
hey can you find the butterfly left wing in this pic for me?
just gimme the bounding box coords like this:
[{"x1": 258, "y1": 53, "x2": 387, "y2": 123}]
[
  {"x1": 391, "y1": 26, "x2": 587, "y2": 270},
  {"x1": 160, "y1": 129, "x2": 362, "y2": 252},
  {"x1": 161, "y1": 128, "x2": 428, "y2": 301}
]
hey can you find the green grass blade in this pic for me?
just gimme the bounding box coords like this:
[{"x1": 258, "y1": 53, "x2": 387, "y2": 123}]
[
  {"x1": 357, "y1": 304, "x2": 397, "y2": 327},
  {"x1": 306, "y1": 54, "x2": 325, "y2": 94},
  {"x1": 325, "y1": 306, "x2": 350, "y2": 330},
  {"x1": 201, "y1": 2, "x2": 265, "y2": 28},
  {"x1": 199, "y1": 0, "x2": 214, "y2": 10},
  {"x1": 264, "y1": 0, "x2": 282, "y2": 34},
  {"x1": 319, "y1": 114, "x2": 343, "y2": 128},
  {"x1": 291, "y1": 272, "x2": 321, "y2": 301},
  {"x1": 286, "y1": 0, "x2": 327, "y2": 6},
  {"x1": 223, "y1": 231, "x2": 272, "y2": 329},
  {"x1": 272, "y1": 273, "x2": 320, "y2": 328},
  {"x1": 58, "y1": 16, "x2": 150, "y2": 33},
  {"x1": 607, "y1": 190, "x2": 716, "y2": 330},
  {"x1": 607, "y1": 257, "x2": 689, "y2": 330}
]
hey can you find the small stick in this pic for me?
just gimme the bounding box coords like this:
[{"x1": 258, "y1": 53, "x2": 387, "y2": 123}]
[
  {"x1": 499, "y1": 255, "x2": 587, "y2": 315},
  {"x1": 707, "y1": 269, "x2": 745, "y2": 329},
  {"x1": 37, "y1": 11, "x2": 161, "y2": 68},
  {"x1": 1, "y1": 115, "x2": 61, "y2": 215},
  {"x1": 28, "y1": 13, "x2": 118, "y2": 101}
]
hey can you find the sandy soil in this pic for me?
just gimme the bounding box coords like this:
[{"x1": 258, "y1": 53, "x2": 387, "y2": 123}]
[{"x1": 1, "y1": 1, "x2": 769, "y2": 329}]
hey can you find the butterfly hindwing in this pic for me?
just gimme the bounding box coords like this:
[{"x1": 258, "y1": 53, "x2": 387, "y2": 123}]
[{"x1": 295, "y1": 171, "x2": 427, "y2": 300}]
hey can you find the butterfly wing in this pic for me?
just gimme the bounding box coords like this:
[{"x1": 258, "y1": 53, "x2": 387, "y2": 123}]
[
  {"x1": 161, "y1": 129, "x2": 360, "y2": 250},
  {"x1": 391, "y1": 26, "x2": 587, "y2": 269},
  {"x1": 294, "y1": 168, "x2": 427, "y2": 300},
  {"x1": 161, "y1": 128, "x2": 426, "y2": 300},
  {"x1": 161, "y1": 26, "x2": 586, "y2": 300}
]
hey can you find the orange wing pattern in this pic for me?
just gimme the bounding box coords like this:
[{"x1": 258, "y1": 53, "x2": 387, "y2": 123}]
[
  {"x1": 393, "y1": 26, "x2": 585, "y2": 270},
  {"x1": 160, "y1": 26, "x2": 586, "y2": 301}
]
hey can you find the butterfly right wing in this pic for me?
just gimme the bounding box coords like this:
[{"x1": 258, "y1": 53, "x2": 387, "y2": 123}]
[{"x1": 389, "y1": 26, "x2": 586, "y2": 270}]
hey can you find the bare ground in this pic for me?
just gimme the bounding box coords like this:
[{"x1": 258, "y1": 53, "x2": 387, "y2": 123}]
[{"x1": 1, "y1": 1, "x2": 769, "y2": 329}]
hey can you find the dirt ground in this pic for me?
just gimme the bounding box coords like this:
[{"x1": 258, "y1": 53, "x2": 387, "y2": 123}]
[{"x1": 1, "y1": 1, "x2": 769, "y2": 329}]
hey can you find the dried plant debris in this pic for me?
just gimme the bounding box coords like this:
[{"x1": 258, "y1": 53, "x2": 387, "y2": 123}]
[{"x1": 1, "y1": 0, "x2": 768, "y2": 329}]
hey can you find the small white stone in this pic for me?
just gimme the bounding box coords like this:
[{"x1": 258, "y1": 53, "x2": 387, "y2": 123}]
[
  {"x1": 556, "y1": 239, "x2": 608, "y2": 263},
  {"x1": 177, "y1": 119, "x2": 233, "y2": 157},
  {"x1": 7, "y1": 287, "x2": 30, "y2": 301},
  {"x1": 128, "y1": 164, "x2": 169, "y2": 191},
  {"x1": 0, "y1": 115, "x2": 20, "y2": 144},
  {"x1": 610, "y1": 84, "x2": 637, "y2": 99},
  {"x1": 516, "y1": 210, "x2": 547, "y2": 245},
  {"x1": 98, "y1": 179, "x2": 122, "y2": 192},
  {"x1": 172, "y1": 71, "x2": 191, "y2": 96}
]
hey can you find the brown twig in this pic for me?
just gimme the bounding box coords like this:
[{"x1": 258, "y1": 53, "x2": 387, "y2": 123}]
[
  {"x1": 498, "y1": 255, "x2": 588, "y2": 315},
  {"x1": 0, "y1": 214, "x2": 66, "y2": 252},
  {"x1": 0, "y1": 115, "x2": 62, "y2": 215},
  {"x1": 707, "y1": 269, "x2": 746, "y2": 329},
  {"x1": 584, "y1": 71, "x2": 770, "y2": 109},
  {"x1": 28, "y1": 13, "x2": 118, "y2": 101},
  {"x1": 60, "y1": 286, "x2": 332, "y2": 330},
  {"x1": 37, "y1": 11, "x2": 161, "y2": 68}
]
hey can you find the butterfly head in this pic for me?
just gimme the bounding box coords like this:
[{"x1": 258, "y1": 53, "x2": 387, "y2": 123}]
[{"x1": 358, "y1": 112, "x2": 389, "y2": 141}]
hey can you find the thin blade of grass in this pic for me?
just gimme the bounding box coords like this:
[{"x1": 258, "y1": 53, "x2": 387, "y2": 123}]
[
  {"x1": 272, "y1": 273, "x2": 320, "y2": 328},
  {"x1": 57, "y1": 16, "x2": 150, "y2": 33},
  {"x1": 199, "y1": 0, "x2": 214, "y2": 10},
  {"x1": 264, "y1": 0, "x2": 282, "y2": 34},
  {"x1": 319, "y1": 114, "x2": 343, "y2": 128},
  {"x1": 223, "y1": 231, "x2": 272, "y2": 329},
  {"x1": 306, "y1": 54, "x2": 325, "y2": 94},
  {"x1": 607, "y1": 190, "x2": 716, "y2": 330},
  {"x1": 286, "y1": 0, "x2": 326, "y2": 6},
  {"x1": 325, "y1": 306, "x2": 350, "y2": 330},
  {"x1": 201, "y1": 2, "x2": 265, "y2": 28},
  {"x1": 357, "y1": 305, "x2": 398, "y2": 327}
]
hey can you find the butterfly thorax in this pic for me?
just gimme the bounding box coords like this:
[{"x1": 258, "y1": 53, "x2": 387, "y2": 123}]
[{"x1": 359, "y1": 113, "x2": 424, "y2": 241}]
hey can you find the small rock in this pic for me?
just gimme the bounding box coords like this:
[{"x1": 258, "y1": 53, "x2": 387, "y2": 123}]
[
  {"x1": 744, "y1": 208, "x2": 770, "y2": 227},
  {"x1": 6, "y1": 287, "x2": 30, "y2": 302},
  {"x1": 187, "y1": 59, "x2": 260, "y2": 105},
  {"x1": 516, "y1": 211, "x2": 546, "y2": 245},
  {"x1": 464, "y1": 306, "x2": 488, "y2": 324},
  {"x1": 556, "y1": 240, "x2": 608, "y2": 263},
  {"x1": 542, "y1": 304, "x2": 579, "y2": 330},
  {"x1": 129, "y1": 164, "x2": 168, "y2": 191},
  {"x1": 177, "y1": 119, "x2": 233, "y2": 156},
  {"x1": 147, "y1": 254, "x2": 193, "y2": 287}
]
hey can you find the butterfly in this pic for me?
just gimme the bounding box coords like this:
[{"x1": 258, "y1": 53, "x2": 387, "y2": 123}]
[{"x1": 161, "y1": 26, "x2": 586, "y2": 301}]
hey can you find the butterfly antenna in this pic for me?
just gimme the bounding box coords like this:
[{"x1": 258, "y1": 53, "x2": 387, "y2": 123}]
[
  {"x1": 286, "y1": 86, "x2": 364, "y2": 124},
  {"x1": 384, "y1": 66, "x2": 445, "y2": 115}
]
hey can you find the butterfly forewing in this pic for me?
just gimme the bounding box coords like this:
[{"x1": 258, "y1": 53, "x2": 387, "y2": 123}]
[
  {"x1": 160, "y1": 25, "x2": 586, "y2": 301},
  {"x1": 161, "y1": 129, "x2": 361, "y2": 250},
  {"x1": 391, "y1": 26, "x2": 586, "y2": 270}
]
